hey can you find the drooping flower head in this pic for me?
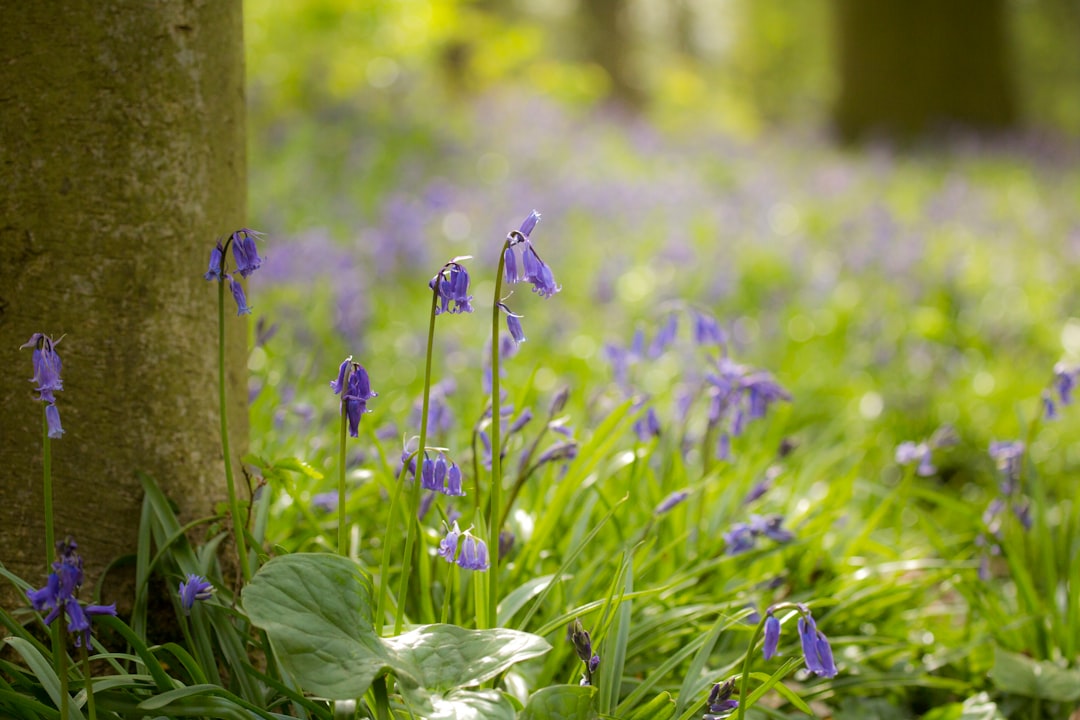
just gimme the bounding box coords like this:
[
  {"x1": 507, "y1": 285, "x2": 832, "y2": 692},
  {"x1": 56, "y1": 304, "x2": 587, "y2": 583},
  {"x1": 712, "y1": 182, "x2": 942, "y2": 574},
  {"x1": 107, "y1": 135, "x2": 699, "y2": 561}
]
[
  {"x1": 26, "y1": 537, "x2": 117, "y2": 648},
  {"x1": 762, "y1": 613, "x2": 781, "y2": 659},
  {"x1": 178, "y1": 574, "x2": 213, "y2": 615},
  {"x1": 437, "y1": 523, "x2": 489, "y2": 571},
  {"x1": 330, "y1": 357, "x2": 377, "y2": 437},
  {"x1": 504, "y1": 210, "x2": 560, "y2": 298},
  {"x1": 568, "y1": 619, "x2": 601, "y2": 686},
  {"x1": 795, "y1": 606, "x2": 837, "y2": 678},
  {"x1": 430, "y1": 258, "x2": 474, "y2": 315},
  {"x1": 203, "y1": 228, "x2": 264, "y2": 314},
  {"x1": 497, "y1": 303, "x2": 526, "y2": 344},
  {"x1": 21, "y1": 333, "x2": 65, "y2": 438}
]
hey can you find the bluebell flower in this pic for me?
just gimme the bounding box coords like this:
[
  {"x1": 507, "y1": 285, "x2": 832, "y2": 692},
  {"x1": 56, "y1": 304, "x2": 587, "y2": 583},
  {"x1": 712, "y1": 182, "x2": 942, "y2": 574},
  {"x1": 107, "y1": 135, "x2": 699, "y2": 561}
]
[
  {"x1": 1053, "y1": 362, "x2": 1076, "y2": 406},
  {"x1": 505, "y1": 211, "x2": 560, "y2": 298},
  {"x1": 26, "y1": 538, "x2": 117, "y2": 648},
  {"x1": 228, "y1": 275, "x2": 253, "y2": 315},
  {"x1": 692, "y1": 311, "x2": 726, "y2": 346},
  {"x1": 632, "y1": 404, "x2": 661, "y2": 441},
  {"x1": 588, "y1": 654, "x2": 600, "y2": 673},
  {"x1": 430, "y1": 260, "x2": 474, "y2": 315},
  {"x1": 312, "y1": 491, "x2": 338, "y2": 513},
  {"x1": 498, "y1": 303, "x2": 527, "y2": 344},
  {"x1": 420, "y1": 455, "x2": 437, "y2": 491},
  {"x1": 446, "y1": 462, "x2": 465, "y2": 496},
  {"x1": 989, "y1": 441, "x2": 1024, "y2": 493},
  {"x1": 518, "y1": 210, "x2": 541, "y2": 238},
  {"x1": 704, "y1": 679, "x2": 738, "y2": 717},
  {"x1": 22, "y1": 334, "x2": 65, "y2": 437},
  {"x1": 503, "y1": 246, "x2": 520, "y2": 284},
  {"x1": 797, "y1": 610, "x2": 837, "y2": 678},
  {"x1": 499, "y1": 530, "x2": 514, "y2": 557},
  {"x1": 333, "y1": 359, "x2": 376, "y2": 438},
  {"x1": 438, "y1": 523, "x2": 461, "y2": 562},
  {"x1": 648, "y1": 314, "x2": 679, "y2": 358},
  {"x1": 1043, "y1": 391, "x2": 1058, "y2": 420},
  {"x1": 763, "y1": 613, "x2": 781, "y2": 659},
  {"x1": 508, "y1": 408, "x2": 533, "y2": 434},
  {"x1": 654, "y1": 489, "x2": 689, "y2": 515},
  {"x1": 895, "y1": 440, "x2": 935, "y2": 476},
  {"x1": 204, "y1": 241, "x2": 224, "y2": 281},
  {"x1": 750, "y1": 514, "x2": 795, "y2": 543},
  {"x1": 230, "y1": 228, "x2": 264, "y2": 278},
  {"x1": 723, "y1": 524, "x2": 755, "y2": 555},
  {"x1": 457, "y1": 533, "x2": 489, "y2": 571},
  {"x1": 178, "y1": 574, "x2": 213, "y2": 615}
]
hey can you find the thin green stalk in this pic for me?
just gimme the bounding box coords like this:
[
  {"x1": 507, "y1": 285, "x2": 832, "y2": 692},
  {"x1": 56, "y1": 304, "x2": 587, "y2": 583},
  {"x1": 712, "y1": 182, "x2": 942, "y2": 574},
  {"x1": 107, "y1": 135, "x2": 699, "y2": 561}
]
[
  {"x1": 80, "y1": 644, "x2": 96, "y2": 720},
  {"x1": 372, "y1": 676, "x2": 391, "y2": 720},
  {"x1": 218, "y1": 279, "x2": 251, "y2": 583},
  {"x1": 43, "y1": 408, "x2": 54, "y2": 567},
  {"x1": 735, "y1": 614, "x2": 766, "y2": 720},
  {"x1": 376, "y1": 452, "x2": 417, "y2": 635},
  {"x1": 394, "y1": 289, "x2": 440, "y2": 635},
  {"x1": 487, "y1": 241, "x2": 510, "y2": 628},
  {"x1": 338, "y1": 402, "x2": 349, "y2": 556},
  {"x1": 56, "y1": 625, "x2": 69, "y2": 720}
]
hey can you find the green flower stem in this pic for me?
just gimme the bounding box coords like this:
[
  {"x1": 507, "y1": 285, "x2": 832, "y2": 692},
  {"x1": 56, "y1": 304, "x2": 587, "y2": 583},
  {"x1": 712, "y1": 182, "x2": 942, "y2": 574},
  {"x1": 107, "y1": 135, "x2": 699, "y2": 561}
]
[
  {"x1": 42, "y1": 408, "x2": 54, "y2": 567},
  {"x1": 56, "y1": 625, "x2": 69, "y2": 720},
  {"x1": 80, "y1": 644, "x2": 96, "y2": 720},
  {"x1": 735, "y1": 613, "x2": 767, "y2": 720},
  {"x1": 393, "y1": 288, "x2": 440, "y2": 635},
  {"x1": 218, "y1": 279, "x2": 251, "y2": 583},
  {"x1": 487, "y1": 240, "x2": 510, "y2": 628},
  {"x1": 338, "y1": 402, "x2": 349, "y2": 556},
  {"x1": 376, "y1": 451, "x2": 416, "y2": 634}
]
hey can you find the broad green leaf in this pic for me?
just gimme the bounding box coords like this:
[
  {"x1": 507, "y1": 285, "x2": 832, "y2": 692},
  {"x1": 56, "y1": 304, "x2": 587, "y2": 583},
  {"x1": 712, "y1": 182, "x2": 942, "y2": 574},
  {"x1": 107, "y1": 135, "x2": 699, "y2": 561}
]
[
  {"x1": 519, "y1": 685, "x2": 598, "y2": 720},
  {"x1": 990, "y1": 646, "x2": 1080, "y2": 702},
  {"x1": 2, "y1": 637, "x2": 86, "y2": 720},
  {"x1": 245, "y1": 554, "x2": 550, "y2": 704},
  {"x1": 920, "y1": 693, "x2": 1005, "y2": 720},
  {"x1": 420, "y1": 688, "x2": 515, "y2": 720},
  {"x1": 243, "y1": 553, "x2": 396, "y2": 699},
  {"x1": 386, "y1": 624, "x2": 551, "y2": 692}
]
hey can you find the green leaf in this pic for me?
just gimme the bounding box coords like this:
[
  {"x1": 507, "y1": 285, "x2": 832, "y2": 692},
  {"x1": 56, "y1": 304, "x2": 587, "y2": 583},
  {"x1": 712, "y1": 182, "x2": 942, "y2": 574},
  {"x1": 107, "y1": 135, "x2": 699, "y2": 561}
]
[
  {"x1": 623, "y1": 690, "x2": 674, "y2": 720},
  {"x1": 242, "y1": 553, "x2": 394, "y2": 700},
  {"x1": 2, "y1": 637, "x2": 86, "y2": 720},
  {"x1": 519, "y1": 685, "x2": 598, "y2": 720},
  {"x1": 418, "y1": 688, "x2": 515, "y2": 720},
  {"x1": 267, "y1": 456, "x2": 325, "y2": 480},
  {"x1": 990, "y1": 646, "x2": 1080, "y2": 702},
  {"x1": 244, "y1": 554, "x2": 550, "y2": 704},
  {"x1": 920, "y1": 693, "x2": 1005, "y2": 720}
]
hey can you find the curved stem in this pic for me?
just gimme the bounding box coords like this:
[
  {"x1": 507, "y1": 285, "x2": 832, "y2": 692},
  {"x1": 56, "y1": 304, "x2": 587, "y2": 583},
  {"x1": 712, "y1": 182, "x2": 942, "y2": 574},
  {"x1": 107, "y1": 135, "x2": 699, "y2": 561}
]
[
  {"x1": 394, "y1": 289, "x2": 439, "y2": 635},
  {"x1": 338, "y1": 401, "x2": 348, "y2": 556},
  {"x1": 488, "y1": 240, "x2": 510, "y2": 628},
  {"x1": 218, "y1": 279, "x2": 251, "y2": 583},
  {"x1": 736, "y1": 614, "x2": 767, "y2": 720}
]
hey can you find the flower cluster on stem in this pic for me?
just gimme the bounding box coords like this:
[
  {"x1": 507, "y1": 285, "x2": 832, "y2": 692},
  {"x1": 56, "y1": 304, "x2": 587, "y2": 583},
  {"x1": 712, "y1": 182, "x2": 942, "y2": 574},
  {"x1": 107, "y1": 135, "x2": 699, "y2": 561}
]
[
  {"x1": 27, "y1": 538, "x2": 117, "y2": 648},
  {"x1": 22, "y1": 333, "x2": 65, "y2": 438}
]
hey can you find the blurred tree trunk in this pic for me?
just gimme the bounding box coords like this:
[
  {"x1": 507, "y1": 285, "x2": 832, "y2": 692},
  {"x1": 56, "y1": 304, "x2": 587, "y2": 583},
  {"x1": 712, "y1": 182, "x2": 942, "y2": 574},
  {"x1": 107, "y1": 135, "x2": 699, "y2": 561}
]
[
  {"x1": 581, "y1": 0, "x2": 645, "y2": 109},
  {"x1": 833, "y1": 0, "x2": 1018, "y2": 141},
  {"x1": 0, "y1": 2, "x2": 247, "y2": 609}
]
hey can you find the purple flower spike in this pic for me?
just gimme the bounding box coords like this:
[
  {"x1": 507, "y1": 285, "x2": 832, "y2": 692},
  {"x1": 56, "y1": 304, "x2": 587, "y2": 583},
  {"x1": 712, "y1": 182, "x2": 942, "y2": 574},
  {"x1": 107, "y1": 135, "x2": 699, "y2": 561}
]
[
  {"x1": 230, "y1": 228, "x2": 263, "y2": 278},
  {"x1": 431, "y1": 261, "x2": 474, "y2": 315},
  {"x1": 457, "y1": 534, "x2": 490, "y2": 570},
  {"x1": 763, "y1": 614, "x2": 781, "y2": 659},
  {"x1": 27, "y1": 539, "x2": 116, "y2": 648},
  {"x1": 178, "y1": 574, "x2": 214, "y2": 615},
  {"x1": 521, "y1": 244, "x2": 560, "y2": 298},
  {"x1": 338, "y1": 360, "x2": 376, "y2": 438},
  {"x1": 228, "y1": 275, "x2": 252, "y2": 315}
]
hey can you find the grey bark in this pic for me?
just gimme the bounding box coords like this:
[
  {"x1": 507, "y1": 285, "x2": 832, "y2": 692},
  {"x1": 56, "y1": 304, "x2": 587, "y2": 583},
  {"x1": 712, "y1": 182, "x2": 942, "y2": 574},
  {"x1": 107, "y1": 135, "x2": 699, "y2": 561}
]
[{"x1": 0, "y1": 2, "x2": 247, "y2": 608}]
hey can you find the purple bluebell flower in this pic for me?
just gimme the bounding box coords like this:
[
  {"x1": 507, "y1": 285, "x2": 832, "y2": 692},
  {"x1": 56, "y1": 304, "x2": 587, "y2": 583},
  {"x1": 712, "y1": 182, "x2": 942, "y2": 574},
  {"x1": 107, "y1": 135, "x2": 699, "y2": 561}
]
[
  {"x1": 751, "y1": 514, "x2": 795, "y2": 543},
  {"x1": 633, "y1": 405, "x2": 661, "y2": 441},
  {"x1": 895, "y1": 441, "x2": 935, "y2": 476},
  {"x1": 763, "y1": 613, "x2": 781, "y2": 659},
  {"x1": 498, "y1": 303, "x2": 527, "y2": 344},
  {"x1": 230, "y1": 228, "x2": 264, "y2": 278},
  {"x1": 1053, "y1": 362, "x2": 1076, "y2": 406},
  {"x1": 421, "y1": 455, "x2": 437, "y2": 491},
  {"x1": 505, "y1": 211, "x2": 560, "y2": 298},
  {"x1": 457, "y1": 533, "x2": 489, "y2": 571},
  {"x1": 989, "y1": 441, "x2": 1024, "y2": 493},
  {"x1": 654, "y1": 489, "x2": 689, "y2": 515},
  {"x1": 446, "y1": 463, "x2": 465, "y2": 496},
  {"x1": 499, "y1": 529, "x2": 514, "y2": 557},
  {"x1": 549, "y1": 387, "x2": 570, "y2": 415},
  {"x1": 178, "y1": 574, "x2": 213, "y2": 615},
  {"x1": 724, "y1": 524, "x2": 755, "y2": 555},
  {"x1": 228, "y1": 275, "x2": 252, "y2": 315},
  {"x1": 509, "y1": 408, "x2": 533, "y2": 435},
  {"x1": 26, "y1": 539, "x2": 116, "y2": 648},
  {"x1": 479, "y1": 430, "x2": 492, "y2": 470},
  {"x1": 22, "y1": 334, "x2": 65, "y2": 437},
  {"x1": 503, "y1": 246, "x2": 520, "y2": 284},
  {"x1": 568, "y1": 619, "x2": 593, "y2": 663},
  {"x1": 797, "y1": 611, "x2": 837, "y2": 678},
  {"x1": 535, "y1": 440, "x2": 578, "y2": 466},
  {"x1": 1043, "y1": 391, "x2": 1058, "y2": 420},
  {"x1": 692, "y1": 311, "x2": 726, "y2": 346},
  {"x1": 433, "y1": 453, "x2": 448, "y2": 490},
  {"x1": 704, "y1": 679, "x2": 738, "y2": 717},
  {"x1": 312, "y1": 491, "x2": 338, "y2": 513},
  {"x1": 438, "y1": 524, "x2": 460, "y2": 562},
  {"x1": 430, "y1": 260, "x2": 474, "y2": 315},
  {"x1": 204, "y1": 241, "x2": 224, "y2": 281},
  {"x1": 588, "y1": 654, "x2": 600, "y2": 673},
  {"x1": 648, "y1": 314, "x2": 679, "y2": 358},
  {"x1": 518, "y1": 210, "x2": 541, "y2": 238},
  {"x1": 1013, "y1": 498, "x2": 1033, "y2": 530},
  {"x1": 333, "y1": 359, "x2": 376, "y2": 438}
]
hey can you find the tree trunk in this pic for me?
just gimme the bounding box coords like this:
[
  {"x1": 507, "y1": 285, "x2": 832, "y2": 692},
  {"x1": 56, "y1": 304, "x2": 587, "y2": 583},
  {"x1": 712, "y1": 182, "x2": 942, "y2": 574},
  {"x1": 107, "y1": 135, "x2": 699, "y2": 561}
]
[
  {"x1": 833, "y1": 0, "x2": 1018, "y2": 141},
  {"x1": 580, "y1": 0, "x2": 645, "y2": 110},
  {"x1": 0, "y1": 2, "x2": 247, "y2": 608}
]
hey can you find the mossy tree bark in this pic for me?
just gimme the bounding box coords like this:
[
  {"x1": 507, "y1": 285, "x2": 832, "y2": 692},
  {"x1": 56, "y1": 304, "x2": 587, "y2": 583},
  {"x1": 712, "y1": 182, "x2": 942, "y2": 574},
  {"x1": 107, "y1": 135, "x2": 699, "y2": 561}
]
[
  {"x1": 833, "y1": 0, "x2": 1018, "y2": 141},
  {"x1": 0, "y1": 3, "x2": 247, "y2": 608}
]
